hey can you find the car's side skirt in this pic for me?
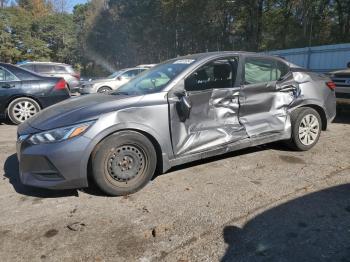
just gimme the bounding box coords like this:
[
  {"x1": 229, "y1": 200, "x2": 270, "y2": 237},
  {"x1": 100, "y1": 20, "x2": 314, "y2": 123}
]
[{"x1": 168, "y1": 132, "x2": 290, "y2": 168}]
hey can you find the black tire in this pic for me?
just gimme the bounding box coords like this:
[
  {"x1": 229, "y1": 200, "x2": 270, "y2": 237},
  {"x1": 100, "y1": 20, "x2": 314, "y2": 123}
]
[
  {"x1": 7, "y1": 97, "x2": 41, "y2": 125},
  {"x1": 288, "y1": 107, "x2": 322, "y2": 151},
  {"x1": 97, "y1": 86, "x2": 112, "y2": 93},
  {"x1": 91, "y1": 131, "x2": 157, "y2": 196}
]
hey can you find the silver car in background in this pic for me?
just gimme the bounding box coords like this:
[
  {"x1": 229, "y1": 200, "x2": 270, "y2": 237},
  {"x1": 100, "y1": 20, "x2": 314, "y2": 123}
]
[
  {"x1": 79, "y1": 66, "x2": 151, "y2": 94},
  {"x1": 18, "y1": 62, "x2": 80, "y2": 93},
  {"x1": 329, "y1": 62, "x2": 350, "y2": 99}
]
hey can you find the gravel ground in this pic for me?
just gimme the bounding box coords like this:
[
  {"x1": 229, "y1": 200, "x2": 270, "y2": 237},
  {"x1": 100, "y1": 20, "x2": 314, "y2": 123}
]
[{"x1": 0, "y1": 104, "x2": 349, "y2": 262}]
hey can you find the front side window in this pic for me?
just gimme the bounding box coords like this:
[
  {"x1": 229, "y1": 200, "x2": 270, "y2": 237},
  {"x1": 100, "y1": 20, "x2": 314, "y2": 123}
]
[
  {"x1": 121, "y1": 69, "x2": 141, "y2": 79},
  {"x1": 0, "y1": 67, "x2": 18, "y2": 81},
  {"x1": 185, "y1": 57, "x2": 238, "y2": 91}
]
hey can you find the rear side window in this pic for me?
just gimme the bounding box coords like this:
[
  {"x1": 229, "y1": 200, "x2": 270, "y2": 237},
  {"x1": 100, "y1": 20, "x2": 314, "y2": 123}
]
[
  {"x1": 20, "y1": 64, "x2": 35, "y2": 72},
  {"x1": 0, "y1": 67, "x2": 18, "y2": 81},
  {"x1": 54, "y1": 66, "x2": 68, "y2": 73},
  {"x1": 36, "y1": 64, "x2": 55, "y2": 74},
  {"x1": 244, "y1": 57, "x2": 289, "y2": 85}
]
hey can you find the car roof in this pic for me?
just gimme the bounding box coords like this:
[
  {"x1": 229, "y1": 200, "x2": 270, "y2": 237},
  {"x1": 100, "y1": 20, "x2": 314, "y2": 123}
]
[
  {"x1": 166, "y1": 51, "x2": 289, "y2": 62},
  {"x1": 120, "y1": 67, "x2": 149, "y2": 71},
  {"x1": 18, "y1": 61, "x2": 71, "y2": 67}
]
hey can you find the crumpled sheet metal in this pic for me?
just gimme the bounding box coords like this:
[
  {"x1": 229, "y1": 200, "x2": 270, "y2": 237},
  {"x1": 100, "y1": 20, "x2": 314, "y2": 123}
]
[
  {"x1": 170, "y1": 72, "x2": 306, "y2": 156},
  {"x1": 239, "y1": 73, "x2": 300, "y2": 138},
  {"x1": 171, "y1": 88, "x2": 247, "y2": 156}
]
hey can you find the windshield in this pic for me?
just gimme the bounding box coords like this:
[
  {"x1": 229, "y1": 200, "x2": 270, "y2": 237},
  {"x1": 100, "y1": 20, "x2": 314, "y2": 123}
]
[
  {"x1": 112, "y1": 59, "x2": 196, "y2": 95},
  {"x1": 108, "y1": 70, "x2": 122, "y2": 79}
]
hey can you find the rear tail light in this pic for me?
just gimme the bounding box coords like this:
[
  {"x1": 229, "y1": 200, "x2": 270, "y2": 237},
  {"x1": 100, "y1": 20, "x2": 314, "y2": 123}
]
[
  {"x1": 326, "y1": 81, "x2": 336, "y2": 90},
  {"x1": 54, "y1": 79, "x2": 67, "y2": 90}
]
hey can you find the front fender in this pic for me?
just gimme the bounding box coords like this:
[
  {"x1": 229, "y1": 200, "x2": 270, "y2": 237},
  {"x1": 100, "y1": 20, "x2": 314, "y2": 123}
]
[{"x1": 79, "y1": 110, "x2": 173, "y2": 184}]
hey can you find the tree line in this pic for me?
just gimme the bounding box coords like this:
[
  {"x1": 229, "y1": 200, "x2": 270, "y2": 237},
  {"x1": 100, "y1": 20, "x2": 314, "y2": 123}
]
[{"x1": 1, "y1": 0, "x2": 350, "y2": 76}]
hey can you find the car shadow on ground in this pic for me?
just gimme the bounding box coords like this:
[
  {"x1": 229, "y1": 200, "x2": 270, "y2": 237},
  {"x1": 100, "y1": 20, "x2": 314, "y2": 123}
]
[
  {"x1": 0, "y1": 118, "x2": 14, "y2": 126},
  {"x1": 335, "y1": 103, "x2": 350, "y2": 124},
  {"x1": 221, "y1": 183, "x2": 350, "y2": 262}
]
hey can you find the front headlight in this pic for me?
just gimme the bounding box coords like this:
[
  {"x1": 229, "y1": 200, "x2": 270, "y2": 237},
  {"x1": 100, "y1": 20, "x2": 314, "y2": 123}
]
[{"x1": 29, "y1": 121, "x2": 95, "y2": 145}]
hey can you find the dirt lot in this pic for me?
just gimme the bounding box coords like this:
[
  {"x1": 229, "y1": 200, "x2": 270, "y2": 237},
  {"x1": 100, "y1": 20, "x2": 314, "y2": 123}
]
[{"x1": 0, "y1": 105, "x2": 350, "y2": 262}]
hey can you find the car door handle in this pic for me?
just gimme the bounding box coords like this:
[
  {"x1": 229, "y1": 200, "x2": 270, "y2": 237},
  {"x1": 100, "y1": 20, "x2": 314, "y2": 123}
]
[{"x1": 1, "y1": 83, "x2": 15, "y2": 89}]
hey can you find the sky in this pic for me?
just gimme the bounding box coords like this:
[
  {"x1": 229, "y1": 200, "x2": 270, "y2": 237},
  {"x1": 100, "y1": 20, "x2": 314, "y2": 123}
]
[{"x1": 69, "y1": 0, "x2": 89, "y2": 12}]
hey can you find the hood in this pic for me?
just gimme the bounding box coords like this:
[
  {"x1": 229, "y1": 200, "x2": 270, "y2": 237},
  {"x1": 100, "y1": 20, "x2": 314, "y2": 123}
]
[{"x1": 25, "y1": 94, "x2": 142, "y2": 131}]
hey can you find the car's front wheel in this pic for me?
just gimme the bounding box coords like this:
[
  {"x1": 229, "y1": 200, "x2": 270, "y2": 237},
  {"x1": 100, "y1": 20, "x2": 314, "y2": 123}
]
[
  {"x1": 7, "y1": 97, "x2": 41, "y2": 125},
  {"x1": 91, "y1": 131, "x2": 157, "y2": 196},
  {"x1": 97, "y1": 86, "x2": 112, "y2": 93},
  {"x1": 289, "y1": 107, "x2": 322, "y2": 151}
]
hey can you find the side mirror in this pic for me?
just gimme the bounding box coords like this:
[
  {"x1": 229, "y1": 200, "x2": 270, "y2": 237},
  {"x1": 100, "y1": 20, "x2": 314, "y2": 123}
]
[
  {"x1": 117, "y1": 76, "x2": 122, "y2": 81},
  {"x1": 347, "y1": 62, "x2": 350, "y2": 69},
  {"x1": 176, "y1": 94, "x2": 192, "y2": 122}
]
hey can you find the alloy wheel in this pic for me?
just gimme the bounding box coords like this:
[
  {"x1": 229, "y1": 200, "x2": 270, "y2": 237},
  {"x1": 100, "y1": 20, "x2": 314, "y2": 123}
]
[
  {"x1": 298, "y1": 114, "x2": 320, "y2": 146},
  {"x1": 12, "y1": 101, "x2": 38, "y2": 123}
]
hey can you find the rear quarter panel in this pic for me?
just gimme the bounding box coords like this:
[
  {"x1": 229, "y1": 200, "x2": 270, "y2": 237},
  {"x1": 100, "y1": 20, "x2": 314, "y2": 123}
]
[{"x1": 290, "y1": 71, "x2": 336, "y2": 122}]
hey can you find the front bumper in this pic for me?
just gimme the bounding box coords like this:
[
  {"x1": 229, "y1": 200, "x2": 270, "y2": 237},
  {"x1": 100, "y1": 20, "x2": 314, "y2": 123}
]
[
  {"x1": 79, "y1": 87, "x2": 96, "y2": 94},
  {"x1": 17, "y1": 135, "x2": 92, "y2": 190}
]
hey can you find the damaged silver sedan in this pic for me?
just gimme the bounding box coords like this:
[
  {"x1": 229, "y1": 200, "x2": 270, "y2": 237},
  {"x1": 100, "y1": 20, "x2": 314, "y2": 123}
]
[{"x1": 17, "y1": 52, "x2": 336, "y2": 196}]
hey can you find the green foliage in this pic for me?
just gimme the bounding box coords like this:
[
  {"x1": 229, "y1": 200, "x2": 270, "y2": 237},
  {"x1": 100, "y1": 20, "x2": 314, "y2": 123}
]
[
  {"x1": 1, "y1": 0, "x2": 350, "y2": 76},
  {"x1": 0, "y1": 2, "x2": 76, "y2": 64}
]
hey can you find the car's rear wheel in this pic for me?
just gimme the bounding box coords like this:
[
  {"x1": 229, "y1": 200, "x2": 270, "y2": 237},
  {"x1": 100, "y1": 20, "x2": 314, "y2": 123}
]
[
  {"x1": 7, "y1": 97, "x2": 41, "y2": 125},
  {"x1": 91, "y1": 131, "x2": 157, "y2": 196},
  {"x1": 289, "y1": 107, "x2": 322, "y2": 151},
  {"x1": 97, "y1": 86, "x2": 112, "y2": 93}
]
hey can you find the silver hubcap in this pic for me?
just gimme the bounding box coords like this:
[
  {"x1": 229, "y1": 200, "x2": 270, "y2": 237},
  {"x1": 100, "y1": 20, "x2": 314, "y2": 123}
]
[
  {"x1": 12, "y1": 101, "x2": 38, "y2": 122},
  {"x1": 298, "y1": 114, "x2": 320, "y2": 146}
]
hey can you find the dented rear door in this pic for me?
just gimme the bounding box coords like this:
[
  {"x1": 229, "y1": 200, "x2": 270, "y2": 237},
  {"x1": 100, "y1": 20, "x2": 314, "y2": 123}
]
[{"x1": 239, "y1": 56, "x2": 298, "y2": 137}]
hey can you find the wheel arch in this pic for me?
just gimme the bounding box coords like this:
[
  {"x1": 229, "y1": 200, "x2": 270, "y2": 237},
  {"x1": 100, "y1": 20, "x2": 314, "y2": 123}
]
[
  {"x1": 291, "y1": 104, "x2": 328, "y2": 131},
  {"x1": 86, "y1": 126, "x2": 171, "y2": 185},
  {"x1": 6, "y1": 95, "x2": 43, "y2": 115},
  {"x1": 97, "y1": 86, "x2": 113, "y2": 92}
]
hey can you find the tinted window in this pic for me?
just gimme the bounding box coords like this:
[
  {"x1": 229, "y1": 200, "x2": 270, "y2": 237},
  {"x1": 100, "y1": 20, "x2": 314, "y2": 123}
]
[
  {"x1": 244, "y1": 57, "x2": 289, "y2": 85},
  {"x1": 0, "y1": 67, "x2": 17, "y2": 81},
  {"x1": 20, "y1": 64, "x2": 35, "y2": 71},
  {"x1": 54, "y1": 66, "x2": 67, "y2": 73},
  {"x1": 36, "y1": 64, "x2": 55, "y2": 73},
  {"x1": 276, "y1": 60, "x2": 290, "y2": 79},
  {"x1": 185, "y1": 58, "x2": 237, "y2": 91}
]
